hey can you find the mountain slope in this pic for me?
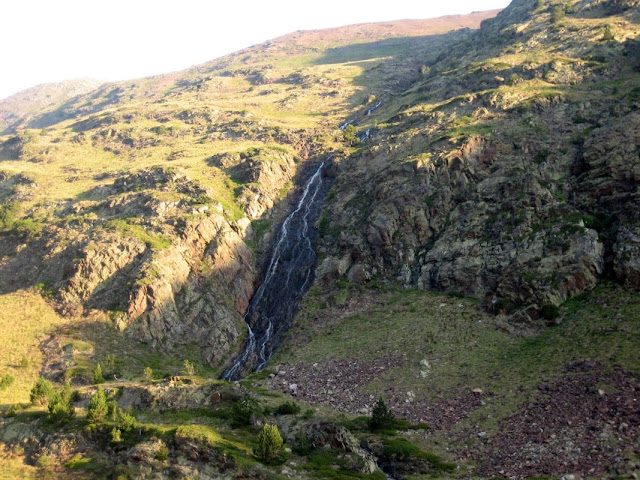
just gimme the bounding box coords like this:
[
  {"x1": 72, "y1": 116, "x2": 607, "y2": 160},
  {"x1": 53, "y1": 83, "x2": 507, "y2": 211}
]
[
  {"x1": 0, "y1": 12, "x2": 497, "y2": 375},
  {"x1": 0, "y1": 79, "x2": 103, "y2": 133},
  {"x1": 1, "y1": 2, "x2": 640, "y2": 479},
  {"x1": 316, "y1": 0, "x2": 640, "y2": 319}
]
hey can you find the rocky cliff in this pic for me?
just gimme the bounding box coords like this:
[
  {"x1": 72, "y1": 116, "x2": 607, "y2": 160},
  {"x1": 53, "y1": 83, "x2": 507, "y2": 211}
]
[{"x1": 316, "y1": 0, "x2": 640, "y2": 320}]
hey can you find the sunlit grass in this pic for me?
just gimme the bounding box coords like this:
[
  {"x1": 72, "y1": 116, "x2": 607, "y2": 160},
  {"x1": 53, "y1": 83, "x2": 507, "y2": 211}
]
[{"x1": 0, "y1": 290, "x2": 69, "y2": 406}]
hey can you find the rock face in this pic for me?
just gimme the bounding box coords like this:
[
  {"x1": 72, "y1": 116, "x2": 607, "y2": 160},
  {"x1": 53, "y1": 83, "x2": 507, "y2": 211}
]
[
  {"x1": 316, "y1": 0, "x2": 640, "y2": 317},
  {"x1": 0, "y1": 167, "x2": 271, "y2": 367}
]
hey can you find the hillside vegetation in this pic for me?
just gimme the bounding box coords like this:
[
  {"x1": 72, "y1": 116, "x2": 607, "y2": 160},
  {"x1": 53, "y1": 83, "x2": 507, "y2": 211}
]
[{"x1": 1, "y1": 0, "x2": 640, "y2": 478}]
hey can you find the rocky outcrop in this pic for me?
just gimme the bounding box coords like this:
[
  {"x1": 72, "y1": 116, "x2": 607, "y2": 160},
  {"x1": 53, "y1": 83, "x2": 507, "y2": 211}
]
[
  {"x1": 315, "y1": 0, "x2": 640, "y2": 317},
  {"x1": 122, "y1": 214, "x2": 254, "y2": 365},
  {"x1": 0, "y1": 166, "x2": 262, "y2": 368},
  {"x1": 212, "y1": 147, "x2": 299, "y2": 219}
]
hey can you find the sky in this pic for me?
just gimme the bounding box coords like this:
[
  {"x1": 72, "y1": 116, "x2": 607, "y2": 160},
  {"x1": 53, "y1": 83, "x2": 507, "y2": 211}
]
[{"x1": 0, "y1": 0, "x2": 511, "y2": 100}]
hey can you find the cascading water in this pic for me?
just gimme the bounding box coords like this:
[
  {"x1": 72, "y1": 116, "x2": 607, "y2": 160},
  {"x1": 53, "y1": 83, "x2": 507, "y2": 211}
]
[
  {"x1": 222, "y1": 107, "x2": 380, "y2": 380},
  {"x1": 221, "y1": 160, "x2": 330, "y2": 380}
]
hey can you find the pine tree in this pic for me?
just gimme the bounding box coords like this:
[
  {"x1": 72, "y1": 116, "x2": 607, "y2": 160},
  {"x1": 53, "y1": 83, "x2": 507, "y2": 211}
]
[
  {"x1": 87, "y1": 386, "x2": 108, "y2": 424},
  {"x1": 48, "y1": 382, "x2": 75, "y2": 423},
  {"x1": 254, "y1": 424, "x2": 286, "y2": 465},
  {"x1": 369, "y1": 397, "x2": 396, "y2": 431},
  {"x1": 30, "y1": 377, "x2": 54, "y2": 405},
  {"x1": 93, "y1": 363, "x2": 104, "y2": 384}
]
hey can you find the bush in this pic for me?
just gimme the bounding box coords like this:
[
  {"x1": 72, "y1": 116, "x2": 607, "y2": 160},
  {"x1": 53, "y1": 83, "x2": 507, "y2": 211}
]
[
  {"x1": 602, "y1": 24, "x2": 615, "y2": 42},
  {"x1": 106, "y1": 399, "x2": 136, "y2": 431},
  {"x1": 0, "y1": 201, "x2": 21, "y2": 230},
  {"x1": 143, "y1": 366, "x2": 153, "y2": 383},
  {"x1": 231, "y1": 395, "x2": 260, "y2": 427},
  {"x1": 30, "y1": 377, "x2": 55, "y2": 405},
  {"x1": 182, "y1": 359, "x2": 195, "y2": 376},
  {"x1": 274, "y1": 400, "x2": 301, "y2": 416},
  {"x1": 103, "y1": 353, "x2": 117, "y2": 374},
  {"x1": 342, "y1": 124, "x2": 360, "y2": 145},
  {"x1": 155, "y1": 443, "x2": 170, "y2": 461},
  {"x1": 116, "y1": 407, "x2": 137, "y2": 431},
  {"x1": 0, "y1": 373, "x2": 15, "y2": 390},
  {"x1": 551, "y1": 4, "x2": 565, "y2": 23},
  {"x1": 87, "y1": 386, "x2": 108, "y2": 424},
  {"x1": 254, "y1": 424, "x2": 286, "y2": 465},
  {"x1": 369, "y1": 398, "x2": 396, "y2": 431}
]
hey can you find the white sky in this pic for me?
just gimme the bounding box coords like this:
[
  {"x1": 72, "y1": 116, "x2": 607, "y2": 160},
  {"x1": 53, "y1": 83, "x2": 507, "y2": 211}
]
[{"x1": 0, "y1": 0, "x2": 511, "y2": 100}]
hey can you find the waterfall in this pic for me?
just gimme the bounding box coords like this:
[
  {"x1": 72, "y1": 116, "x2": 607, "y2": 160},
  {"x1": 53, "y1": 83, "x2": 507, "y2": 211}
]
[{"x1": 221, "y1": 160, "x2": 329, "y2": 380}]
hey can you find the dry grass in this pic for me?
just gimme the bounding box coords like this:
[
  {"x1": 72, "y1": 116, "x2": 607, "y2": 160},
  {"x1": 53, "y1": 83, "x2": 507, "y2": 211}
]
[
  {"x1": 0, "y1": 447, "x2": 36, "y2": 480},
  {"x1": 0, "y1": 290, "x2": 69, "y2": 406}
]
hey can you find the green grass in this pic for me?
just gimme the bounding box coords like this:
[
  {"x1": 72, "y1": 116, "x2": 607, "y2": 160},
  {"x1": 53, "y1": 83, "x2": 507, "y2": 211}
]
[
  {"x1": 104, "y1": 218, "x2": 171, "y2": 250},
  {"x1": 382, "y1": 437, "x2": 456, "y2": 472},
  {"x1": 303, "y1": 449, "x2": 386, "y2": 480},
  {"x1": 277, "y1": 281, "x2": 640, "y2": 444}
]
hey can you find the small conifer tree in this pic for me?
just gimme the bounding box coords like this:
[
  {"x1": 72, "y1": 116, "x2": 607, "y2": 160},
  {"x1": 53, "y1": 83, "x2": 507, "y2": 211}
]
[
  {"x1": 93, "y1": 363, "x2": 104, "y2": 384},
  {"x1": 254, "y1": 424, "x2": 285, "y2": 464},
  {"x1": 48, "y1": 382, "x2": 75, "y2": 423},
  {"x1": 183, "y1": 359, "x2": 195, "y2": 376},
  {"x1": 30, "y1": 377, "x2": 55, "y2": 405},
  {"x1": 87, "y1": 386, "x2": 108, "y2": 424},
  {"x1": 369, "y1": 397, "x2": 396, "y2": 431}
]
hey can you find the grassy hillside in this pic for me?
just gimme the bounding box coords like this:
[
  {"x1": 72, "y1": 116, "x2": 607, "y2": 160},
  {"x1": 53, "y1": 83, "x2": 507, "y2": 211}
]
[{"x1": 272, "y1": 280, "x2": 640, "y2": 476}]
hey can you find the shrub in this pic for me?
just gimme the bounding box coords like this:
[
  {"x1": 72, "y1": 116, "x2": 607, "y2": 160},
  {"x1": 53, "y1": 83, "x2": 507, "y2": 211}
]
[
  {"x1": 35, "y1": 455, "x2": 53, "y2": 468},
  {"x1": 274, "y1": 400, "x2": 301, "y2": 416},
  {"x1": 87, "y1": 386, "x2": 108, "y2": 424},
  {"x1": 231, "y1": 395, "x2": 260, "y2": 427},
  {"x1": 6, "y1": 403, "x2": 22, "y2": 417},
  {"x1": 0, "y1": 201, "x2": 21, "y2": 230},
  {"x1": 103, "y1": 353, "x2": 117, "y2": 374},
  {"x1": 93, "y1": 363, "x2": 104, "y2": 384},
  {"x1": 155, "y1": 443, "x2": 170, "y2": 461},
  {"x1": 254, "y1": 424, "x2": 286, "y2": 465},
  {"x1": 30, "y1": 377, "x2": 55, "y2": 405},
  {"x1": 369, "y1": 398, "x2": 396, "y2": 431},
  {"x1": 182, "y1": 359, "x2": 195, "y2": 376},
  {"x1": 20, "y1": 356, "x2": 30, "y2": 368},
  {"x1": 602, "y1": 24, "x2": 615, "y2": 42},
  {"x1": 106, "y1": 399, "x2": 136, "y2": 431},
  {"x1": 143, "y1": 366, "x2": 153, "y2": 383},
  {"x1": 551, "y1": 4, "x2": 565, "y2": 23},
  {"x1": 342, "y1": 124, "x2": 360, "y2": 145},
  {"x1": 116, "y1": 407, "x2": 137, "y2": 431},
  {"x1": 293, "y1": 433, "x2": 312, "y2": 455},
  {"x1": 48, "y1": 382, "x2": 75, "y2": 423},
  {"x1": 0, "y1": 373, "x2": 15, "y2": 390}
]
